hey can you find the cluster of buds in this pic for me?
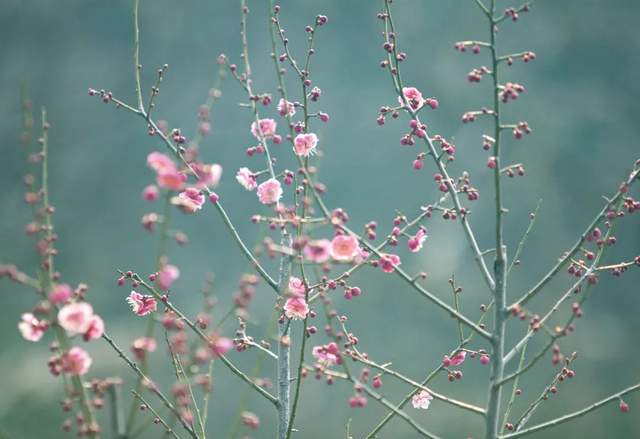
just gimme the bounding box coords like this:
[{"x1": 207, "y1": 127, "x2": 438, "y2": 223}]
[
  {"x1": 458, "y1": 171, "x2": 480, "y2": 201},
  {"x1": 468, "y1": 66, "x2": 491, "y2": 83},
  {"x1": 504, "y1": 4, "x2": 530, "y2": 22},
  {"x1": 513, "y1": 121, "x2": 532, "y2": 139},
  {"x1": 506, "y1": 51, "x2": 536, "y2": 66},
  {"x1": 498, "y1": 82, "x2": 526, "y2": 103}
]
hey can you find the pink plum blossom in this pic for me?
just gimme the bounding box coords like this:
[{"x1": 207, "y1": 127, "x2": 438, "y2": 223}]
[
  {"x1": 293, "y1": 133, "x2": 318, "y2": 157},
  {"x1": 210, "y1": 334, "x2": 233, "y2": 357},
  {"x1": 147, "y1": 152, "x2": 176, "y2": 174},
  {"x1": 411, "y1": 390, "x2": 433, "y2": 409},
  {"x1": 257, "y1": 178, "x2": 283, "y2": 205},
  {"x1": 83, "y1": 314, "x2": 104, "y2": 341},
  {"x1": 49, "y1": 283, "x2": 72, "y2": 305},
  {"x1": 127, "y1": 291, "x2": 157, "y2": 316},
  {"x1": 400, "y1": 87, "x2": 425, "y2": 111},
  {"x1": 236, "y1": 167, "x2": 257, "y2": 191},
  {"x1": 330, "y1": 234, "x2": 359, "y2": 261},
  {"x1": 312, "y1": 342, "x2": 342, "y2": 366},
  {"x1": 408, "y1": 228, "x2": 428, "y2": 252},
  {"x1": 251, "y1": 118, "x2": 277, "y2": 140},
  {"x1": 284, "y1": 296, "x2": 309, "y2": 320},
  {"x1": 157, "y1": 264, "x2": 180, "y2": 290},
  {"x1": 18, "y1": 313, "x2": 47, "y2": 342},
  {"x1": 157, "y1": 169, "x2": 186, "y2": 191},
  {"x1": 277, "y1": 98, "x2": 296, "y2": 117},
  {"x1": 378, "y1": 253, "x2": 401, "y2": 273},
  {"x1": 303, "y1": 239, "x2": 331, "y2": 263},
  {"x1": 177, "y1": 187, "x2": 205, "y2": 213},
  {"x1": 131, "y1": 337, "x2": 157, "y2": 361},
  {"x1": 288, "y1": 276, "x2": 306, "y2": 295},
  {"x1": 142, "y1": 185, "x2": 160, "y2": 202},
  {"x1": 443, "y1": 351, "x2": 466, "y2": 367},
  {"x1": 58, "y1": 302, "x2": 94, "y2": 336},
  {"x1": 193, "y1": 163, "x2": 222, "y2": 188},
  {"x1": 60, "y1": 347, "x2": 92, "y2": 375}
]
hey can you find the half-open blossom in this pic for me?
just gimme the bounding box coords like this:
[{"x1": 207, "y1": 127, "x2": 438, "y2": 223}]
[
  {"x1": 60, "y1": 347, "x2": 92, "y2": 375},
  {"x1": 241, "y1": 411, "x2": 260, "y2": 430},
  {"x1": 49, "y1": 283, "x2": 72, "y2": 305},
  {"x1": 236, "y1": 167, "x2": 257, "y2": 191},
  {"x1": 443, "y1": 351, "x2": 466, "y2": 367},
  {"x1": 157, "y1": 169, "x2": 186, "y2": 191},
  {"x1": 330, "y1": 234, "x2": 359, "y2": 261},
  {"x1": 58, "y1": 302, "x2": 94, "y2": 336},
  {"x1": 142, "y1": 185, "x2": 160, "y2": 202},
  {"x1": 288, "y1": 276, "x2": 306, "y2": 296},
  {"x1": 277, "y1": 98, "x2": 296, "y2": 117},
  {"x1": 303, "y1": 239, "x2": 331, "y2": 263},
  {"x1": 147, "y1": 152, "x2": 176, "y2": 174},
  {"x1": 284, "y1": 296, "x2": 309, "y2": 320},
  {"x1": 293, "y1": 133, "x2": 318, "y2": 157},
  {"x1": 312, "y1": 342, "x2": 342, "y2": 366},
  {"x1": 400, "y1": 87, "x2": 425, "y2": 111},
  {"x1": 411, "y1": 390, "x2": 433, "y2": 409},
  {"x1": 127, "y1": 291, "x2": 157, "y2": 316},
  {"x1": 378, "y1": 253, "x2": 401, "y2": 273},
  {"x1": 257, "y1": 178, "x2": 282, "y2": 205},
  {"x1": 193, "y1": 163, "x2": 222, "y2": 188},
  {"x1": 408, "y1": 228, "x2": 427, "y2": 253},
  {"x1": 176, "y1": 187, "x2": 205, "y2": 213},
  {"x1": 251, "y1": 118, "x2": 277, "y2": 140},
  {"x1": 131, "y1": 337, "x2": 157, "y2": 361},
  {"x1": 83, "y1": 314, "x2": 104, "y2": 341},
  {"x1": 158, "y1": 264, "x2": 180, "y2": 290},
  {"x1": 209, "y1": 333, "x2": 233, "y2": 357},
  {"x1": 18, "y1": 313, "x2": 47, "y2": 342}
]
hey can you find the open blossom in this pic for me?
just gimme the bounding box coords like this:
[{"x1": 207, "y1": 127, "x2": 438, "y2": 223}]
[
  {"x1": 83, "y1": 314, "x2": 104, "y2": 341},
  {"x1": 277, "y1": 98, "x2": 296, "y2": 117},
  {"x1": 288, "y1": 276, "x2": 306, "y2": 295},
  {"x1": 131, "y1": 337, "x2": 157, "y2": 361},
  {"x1": 378, "y1": 253, "x2": 401, "y2": 273},
  {"x1": 209, "y1": 333, "x2": 233, "y2": 357},
  {"x1": 60, "y1": 347, "x2": 92, "y2": 375},
  {"x1": 175, "y1": 187, "x2": 205, "y2": 213},
  {"x1": 147, "y1": 152, "x2": 176, "y2": 174},
  {"x1": 400, "y1": 86, "x2": 425, "y2": 110},
  {"x1": 58, "y1": 302, "x2": 94, "y2": 336},
  {"x1": 312, "y1": 342, "x2": 342, "y2": 366},
  {"x1": 18, "y1": 313, "x2": 47, "y2": 342},
  {"x1": 303, "y1": 239, "x2": 332, "y2": 263},
  {"x1": 408, "y1": 228, "x2": 427, "y2": 252},
  {"x1": 127, "y1": 291, "x2": 157, "y2": 316},
  {"x1": 293, "y1": 133, "x2": 318, "y2": 157},
  {"x1": 157, "y1": 169, "x2": 186, "y2": 191},
  {"x1": 284, "y1": 296, "x2": 309, "y2": 320},
  {"x1": 257, "y1": 178, "x2": 283, "y2": 205},
  {"x1": 158, "y1": 264, "x2": 180, "y2": 290},
  {"x1": 193, "y1": 163, "x2": 222, "y2": 188},
  {"x1": 251, "y1": 118, "x2": 277, "y2": 140},
  {"x1": 443, "y1": 351, "x2": 466, "y2": 367},
  {"x1": 330, "y1": 234, "x2": 359, "y2": 261},
  {"x1": 411, "y1": 390, "x2": 433, "y2": 409},
  {"x1": 236, "y1": 167, "x2": 257, "y2": 191},
  {"x1": 49, "y1": 283, "x2": 72, "y2": 305}
]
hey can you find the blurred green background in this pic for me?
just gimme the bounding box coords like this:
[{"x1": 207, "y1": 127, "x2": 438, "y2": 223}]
[{"x1": 1, "y1": 0, "x2": 639, "y2": 438}]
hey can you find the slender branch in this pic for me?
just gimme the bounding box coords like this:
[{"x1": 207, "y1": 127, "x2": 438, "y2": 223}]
[
  {"x1": 133, "y1": 0, "x2": 144, "y2": 111},
  {"x1": 507, "y1": 200, "x2": 541, "y2": 275},
  {"x1": 131, "y1": 391, "x2": 182, "y2": 439}
]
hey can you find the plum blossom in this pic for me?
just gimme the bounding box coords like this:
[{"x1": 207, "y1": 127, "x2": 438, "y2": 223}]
[
  {"x1": 408, "y1": 228, "x2": 427, "y2": 252},
  {"x1": 277, "y1": 98, "x2": 296, "y2": 117},
  {"x1": 284, "y1": 296, "x2": 309, "y2": 320},
  {"x1": 157, "y1": 169, "x2": 186, "y2": 191},
  {"x1": 147, "y1": 152, "x2": 176, "y2": 174},
  {"x1": 330, "y1": 234, "x2": 359, "y2": 261},
  {"x1": 58, "y1": 302, "x2": 94, "y2": 336},
  {"x1": 411, "y1": 390, "x2": 433, "y2": 409},
  {"x1": 241, "y1": 411, "x2": 260, "y2": 430},
  {"x1": 400, "y1": 87, "x2": 425, "y2": 111},
  {"x1": 236, "y1": 167, "x2": 257, "y2": 191},
  {"x1": 127, "y1": 291, "x2": 157, "y2": 316},
  {"x1": 378, "y1": 253, "x2": 401, "y2": 273},
  {"x1": 176, "y1": 187, "x2": 205, "y2": 213},
  {"x1": 49, "y1": 283, "x2": 72, "y2": 305},
  {"x1": 209, "y1": 333, "x2": 233, "y2": 357},
  {"x1": 193, "y1": 163, "x2": 222, "y2": 188},
  {"x1": 312, "y1": 342, "x2": 342, "y2": 366},
  {"x1": 443, "y1": 351, "x2": 466, "y2": 367},
  {"x1": 251, "y1": 118, "x2": 277, "y2": 140},
  {"x1": 288, "y1": 276, "x2": 306, "y2": 295},
  {"x1": 257, "y1": 178, "x2": 283, "y2": 205},
  {"x1": 142, "y1": 185, "x2": 160, "y2": 202},
  {"x1": 157, "y1": 264, "x2": 180, "y2": 290},
  {"x1": 60, "y1": 347, "x2": 92, "y2": 375},
  {"x1": 303, "y1": 239, "x2": 331, "y2": 263},
  {"x1": 18, "y1": 313, "x2": 47, "y2": 342},
  {"x1": 83, "y1": 314, "x2": 104, "y2": 341},
  {"x1": 293, "y1": 133, "x2": 318, "y2": 157},
  {"x1": 131, "y1": 337, "x2": 157, "y2": 361}
]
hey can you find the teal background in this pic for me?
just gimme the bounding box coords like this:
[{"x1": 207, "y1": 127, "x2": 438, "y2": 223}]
[{"x1": 1, "y1": 1, "x2": 639, "y2": 438}]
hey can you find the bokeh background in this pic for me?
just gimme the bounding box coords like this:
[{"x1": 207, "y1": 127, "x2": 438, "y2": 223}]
[{"x1": 1, "y1": 1, "x2": 639, "y2": 438}]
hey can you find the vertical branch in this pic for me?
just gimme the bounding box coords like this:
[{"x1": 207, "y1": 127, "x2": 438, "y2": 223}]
[
  {"x1": 276, "y1": 240, "x2": 293, "y2": 439},
  {"x1": 485, "y1": 0, "x2": 508, "y2": 437},
  {"x1": 133, "y1": 0, "x2": 144, "y2": 111}
]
